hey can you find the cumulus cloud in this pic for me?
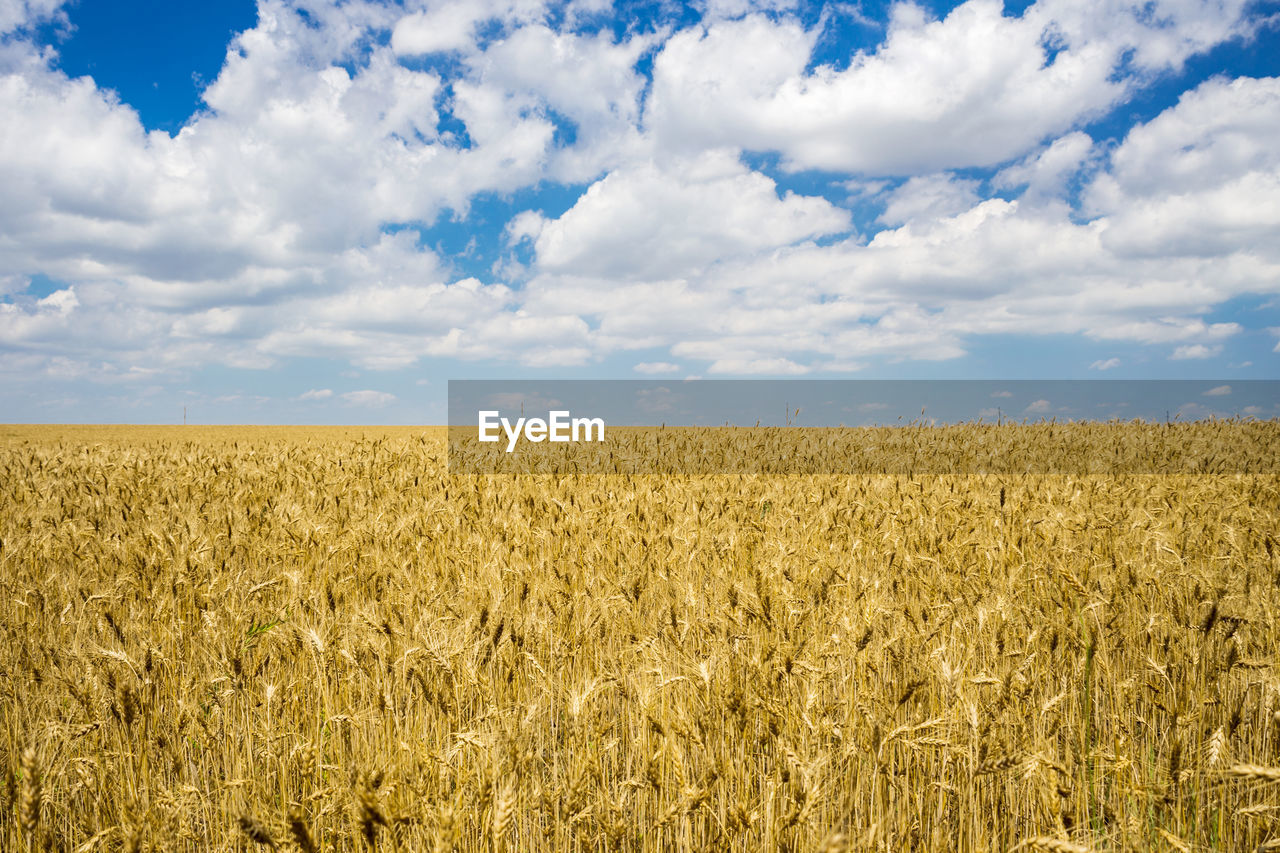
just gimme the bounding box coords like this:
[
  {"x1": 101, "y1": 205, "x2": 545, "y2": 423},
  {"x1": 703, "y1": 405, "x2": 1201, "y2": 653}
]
[
  {"x1": 390, "y1": 1, "x2": 551, "y2": 56},
  {"x1": 0, "y1": 0, "x2": 66, "y2": 36},
  {"x1": 527, "y1": 150, "x2": 850, "y2": 280},
  {"x1": 510, "y1": 69, "x2": 1269, "y2": 370},
  {"x1": 645, "y1": 0, "x2": 1252, "y2": 174},
  {"x1": 0, "y1": 4, "x2": 611, "y2": 376},
  {"x1": 0, "y1": 0, "x2": 585, "y2": 302},
  {"x1": 1203, "y1": 384, "x2": 1231, "y2": 396},
  {"x1": 0, "y1": 0, "x2": 1275, "y2": 397},
  {"x1": 879, "y1": 173, "x2": 981, "y2": 226},
  {"x1": 390, "y1": 4, "x2": 484, "y2": 55},
  {"x1": 993, "y1": 131, "x2": 1095, "y2": 204},
  {"x1": 561, "y1": 71, "x2": 1274, "y2": 370},
  {"x1": 1088, "y1": 76, "x2": 1280, "y2": 259},
  {"x1": 462, "y1": 23, "x2": 656, "y2": 183},
  {"x1": 1090, "y1": 358, "x2": 1120, "y2": 370},
  {"x1": 297, "y1": 388, "x2": 333, "y2": 400}
]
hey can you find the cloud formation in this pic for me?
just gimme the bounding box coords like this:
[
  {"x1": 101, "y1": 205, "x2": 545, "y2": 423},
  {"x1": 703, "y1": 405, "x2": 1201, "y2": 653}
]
[
  {"x1": 0, "y1": 0, "x2": 1276, "y2": 413},
  {"x1": 644, "y1": 0, "x2": 1252, "y2": 174}
]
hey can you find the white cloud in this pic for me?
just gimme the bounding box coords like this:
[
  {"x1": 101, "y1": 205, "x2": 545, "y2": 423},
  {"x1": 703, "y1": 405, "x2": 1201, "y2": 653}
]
[
  {"x1": 817, "y1": 360, "x2": 866, "y2": 373},
  {"x1": 464, "y1": 24, "x2": 655, "y2": 183},
  {"x1": 341, "y1": 389, "x2": 396, "y2": 407},
  {"x1": 0, "y1": 0, "x2": 66, "y2": 36},
  {"x1": 1090, "y1": 357, "x2": 1120, "y2": 370},
  {"x1": 391, "y1": 5, "x2": 484, "y2": 55},
  {"x1": 0, "y1": 0, "x2": 605, "y2": 374},
  {"x1": 1170, "y1": 344, "x2": 1221, "y2": 360},
  {"x1": 1034, "y1": 0, "x2": 1254, "y2": 74},
  {"x1": 879, "y1": 173, "x2": 981, "y2": 226},
  {"x1": 645, "y1": 0, "x2": 1252, "y2": 174},
  {"x1": 1085, "y1": 76, "x2": 1280, "y2": 265},
  {"x1": 1025, "y1": 399, "x2": 1051, "y2": 413},
  {"x1": 0, "y1": 286, "x2": 78, "y2": 345},
  {"x1": 1085, "y1": 318, "x2": 1239, "y2": 345},
  {"x1": 633, "y1": 361, "x2": 681, "y2": 374},
  {"x1": 390, "y1": 1, "x2": 550, "y2": 56},
  {"x1": 529, "y1": 150, "x2": 850, "y2": 280},
  {"x1": 0, "y1": 0, "x2": 1276, "y2": 390},
  {"x1": 298, "y1": 388, "x2": 333, "y2": 400},
  {"x1": 993, "y1": 131, "x2": 1095, "y2": 203},
  {"x1": 511, "y1": 127, "x2": 1262, "y2": 370},
  {"x1": 1203, "y1": 384, "x2": 1231, "y2": 396},
  {"x1": 705, "y1": 356, "x2": 810, "y2": 375},
  {"x1": 0, "y1": 1, "x2": 588, "y2": 312},
  {"x1": 505, "y1": 210, "x2": 546, "y2": 244},
  {"x1": 699, "y1": 0, "x2": 801, "y2": 21}
]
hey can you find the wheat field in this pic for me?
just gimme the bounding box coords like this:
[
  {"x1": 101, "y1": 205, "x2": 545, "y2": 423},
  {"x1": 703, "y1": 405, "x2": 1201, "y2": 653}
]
[{"x1": 2, "y1": 424, "x2": 1279, "y2": 852}]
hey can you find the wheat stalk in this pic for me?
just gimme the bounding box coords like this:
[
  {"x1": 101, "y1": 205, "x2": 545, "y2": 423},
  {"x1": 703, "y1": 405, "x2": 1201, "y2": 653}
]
[
  {"x1": 1227, "y1": 764, "x2": 1280, "y2": 783},
  {"x1": 1014, "y1": 837, "x2": 1096, "y2": 853}
]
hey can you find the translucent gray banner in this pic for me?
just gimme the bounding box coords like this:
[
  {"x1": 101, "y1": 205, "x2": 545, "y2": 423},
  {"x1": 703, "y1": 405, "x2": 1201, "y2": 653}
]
[{"x1": 447, "y1": 380, "x2": 1280, "y2": 474}]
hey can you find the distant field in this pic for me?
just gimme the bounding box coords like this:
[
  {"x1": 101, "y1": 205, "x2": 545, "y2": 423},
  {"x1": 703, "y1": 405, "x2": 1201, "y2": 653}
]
[{"x1": 2, "y1": 424, "x2": 1279, "y2": 852}]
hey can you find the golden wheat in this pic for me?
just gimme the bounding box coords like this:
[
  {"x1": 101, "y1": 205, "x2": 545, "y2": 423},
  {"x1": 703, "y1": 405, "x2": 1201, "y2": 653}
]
[{"x1": 0, "y1": 423, "x2": 1277, "y2": 851}]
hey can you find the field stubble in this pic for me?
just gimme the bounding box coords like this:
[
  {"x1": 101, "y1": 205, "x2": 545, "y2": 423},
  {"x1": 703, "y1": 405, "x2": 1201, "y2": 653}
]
[{"x1": 1, "y1": 424, "x2": 1279, "y2": 852}]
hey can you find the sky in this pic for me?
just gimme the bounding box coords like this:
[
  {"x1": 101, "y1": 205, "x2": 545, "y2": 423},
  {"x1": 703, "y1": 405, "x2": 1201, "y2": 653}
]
[
  {"x1": 1, "y1": 0, "x2": 1279, "y2": 424},
  {"x1": 447, "y1": 380, "x2": 1280, "y2": 426}
]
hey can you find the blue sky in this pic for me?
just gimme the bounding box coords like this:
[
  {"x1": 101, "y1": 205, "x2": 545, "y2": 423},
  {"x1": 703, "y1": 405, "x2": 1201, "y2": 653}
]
[{"x1": 1, "y1": 0, "x2": 1279, "y2": 424}]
